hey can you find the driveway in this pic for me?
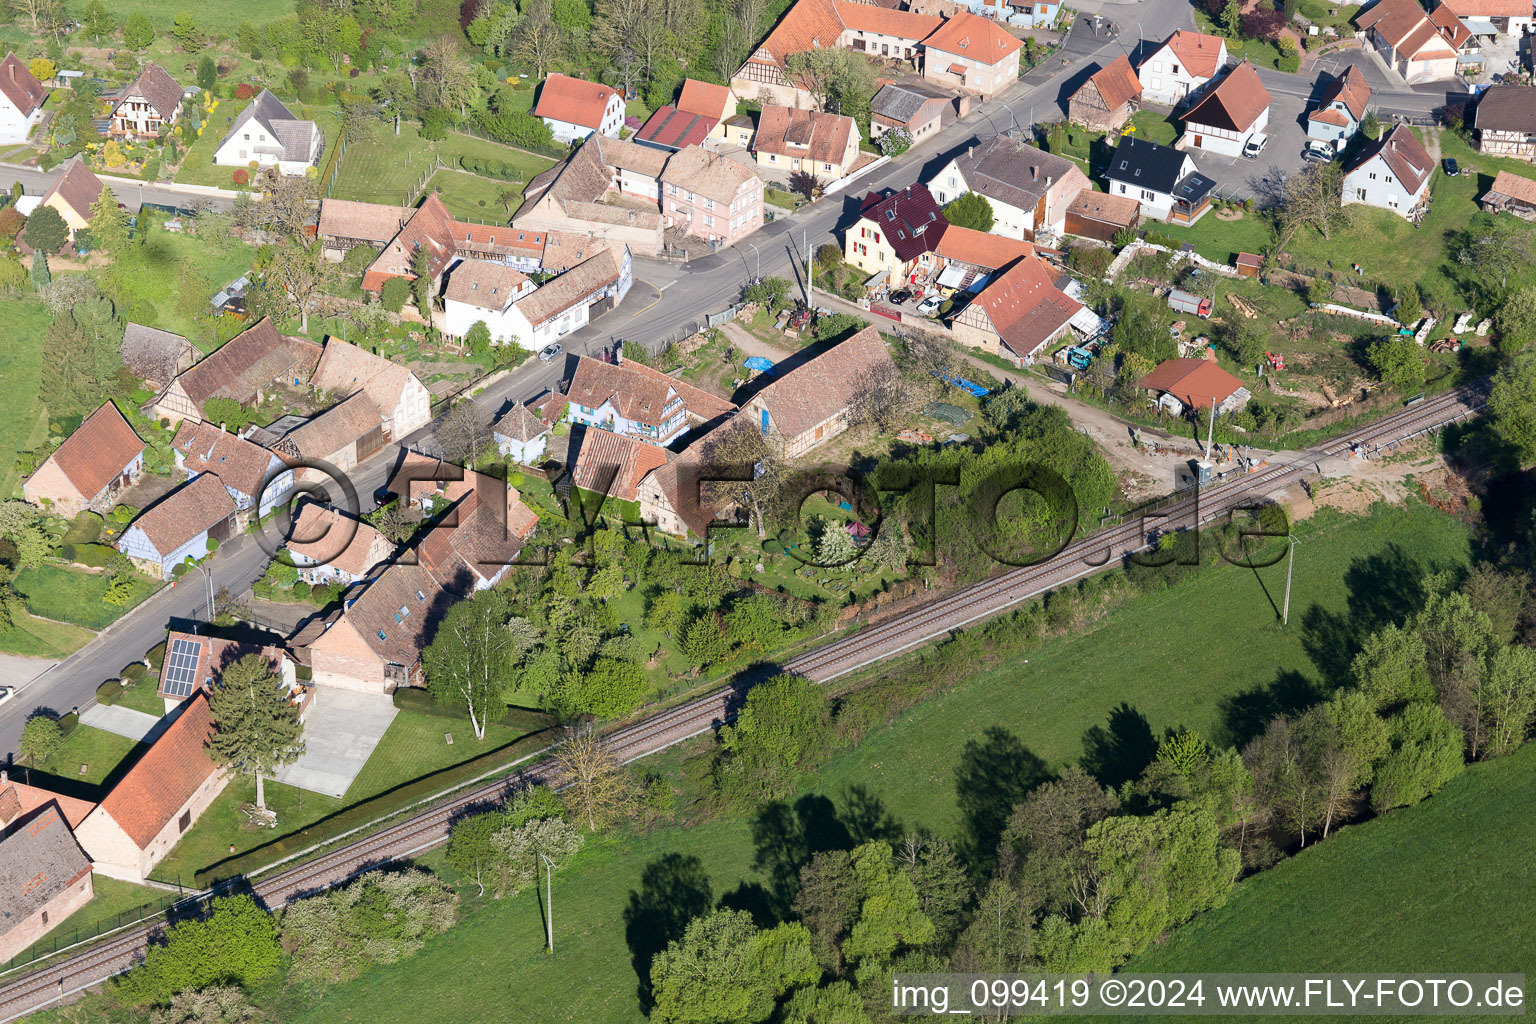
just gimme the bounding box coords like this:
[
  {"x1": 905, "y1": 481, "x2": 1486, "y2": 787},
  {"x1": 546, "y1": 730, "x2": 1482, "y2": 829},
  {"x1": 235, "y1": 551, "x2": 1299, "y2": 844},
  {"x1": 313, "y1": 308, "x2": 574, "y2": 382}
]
[
  {"x1": 79, "y1": 703, "x2": 163, "y2": 742},
  {"x1": 274, "y1": 687, "x2": 398, "y2": 798},
  {"x1": 1176, "y1": 88, "x2": 1312, "y2": 202}
]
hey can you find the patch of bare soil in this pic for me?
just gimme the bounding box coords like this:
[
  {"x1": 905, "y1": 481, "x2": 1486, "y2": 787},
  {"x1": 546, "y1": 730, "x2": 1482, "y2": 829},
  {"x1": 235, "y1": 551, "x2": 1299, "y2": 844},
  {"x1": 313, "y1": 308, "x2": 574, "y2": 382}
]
[{"x1": 1289, "y1": 436, "x2": 1443, "y2": 521}]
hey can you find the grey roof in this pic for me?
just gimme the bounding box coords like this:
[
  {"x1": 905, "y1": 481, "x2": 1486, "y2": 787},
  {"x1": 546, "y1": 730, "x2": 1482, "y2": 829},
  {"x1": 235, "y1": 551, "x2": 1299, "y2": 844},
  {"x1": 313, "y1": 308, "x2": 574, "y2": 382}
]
[
  {"x1": 121, "y1": 322, "x2": 193, "y2": 384},
  {"x1": 1105, "y1": 135, "x2": 1216, "y2": 205},
  {"x1": 1476, "y1": 85, "x2": 1536, "y2": 135},
  {"x1": 0, "y1": 806, "x2": 91, "y2": 940},
  {"x1": 953, "y1": 134, "x2": 1078, "y2": 212},
  {"x1": 491, "y1": 402, "x2": 550, "y2": 443},
  {"x1": 118, "y1": 62, "x2": 183, "y2": 119},
  {"x1": 217, "y1": 89, "x2": 321, "y2": 162},
  {"x1": 871, "y1": 79, "x2": 952, "y2": 124}
]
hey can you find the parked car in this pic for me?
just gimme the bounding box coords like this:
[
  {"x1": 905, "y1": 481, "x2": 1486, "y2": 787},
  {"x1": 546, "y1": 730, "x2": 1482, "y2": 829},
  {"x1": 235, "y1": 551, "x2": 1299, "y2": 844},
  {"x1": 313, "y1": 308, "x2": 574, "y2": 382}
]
[
  {"x1": 538, "y1": 343, "x2": 563, "y2": 362},
  {"x1": 915, "y1": 295, "x2": 943, "y2": 316},
  {"x1": 373, "y1": 487, "x2": 398, "y2": 508},
  {"x1": 1443, "y1": 158, "x2": 1460, "y2": 177},
  {"x1": 1242, "y1": 134, "x2": 1269, "y2": 159},
  {"x1": 1303, "y1": 140, "x2": 1333, "y2": 162},
  {"x1": 888, "y1": 289, "x2": 912, "y2": 304}
]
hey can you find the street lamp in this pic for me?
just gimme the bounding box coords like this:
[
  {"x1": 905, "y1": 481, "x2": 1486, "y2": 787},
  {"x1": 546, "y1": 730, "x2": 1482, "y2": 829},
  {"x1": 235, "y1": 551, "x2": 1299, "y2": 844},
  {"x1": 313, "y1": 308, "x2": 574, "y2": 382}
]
[
  {"x1": 187, "y1": 563, "x2": 215, "y2": 621},
  {"x1": 746, "y1": 242, "x2": 761, "y2": 283}
]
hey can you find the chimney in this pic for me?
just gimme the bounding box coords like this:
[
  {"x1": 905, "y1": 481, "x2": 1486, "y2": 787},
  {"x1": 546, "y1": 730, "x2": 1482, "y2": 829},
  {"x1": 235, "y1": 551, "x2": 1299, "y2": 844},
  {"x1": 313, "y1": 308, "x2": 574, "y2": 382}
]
[
  {"x1": 1, "y1": 770, "x2": 7, "y2": 783},
  {"x1": 1031, "y1": 165, "x2": 1038, "y2": 180},
  {"x1": 219, "y1": 422, "x2": 227, "y2": 433},
  {"x1": 615, "y1": 340, "x2": 625, "y2": 365},
  {"x1": 968, "y1": 145, "x2": 974, "y2": 159},
  {"x1": 1046, "y1": 175, "x2": 1052, "y2": 188}
]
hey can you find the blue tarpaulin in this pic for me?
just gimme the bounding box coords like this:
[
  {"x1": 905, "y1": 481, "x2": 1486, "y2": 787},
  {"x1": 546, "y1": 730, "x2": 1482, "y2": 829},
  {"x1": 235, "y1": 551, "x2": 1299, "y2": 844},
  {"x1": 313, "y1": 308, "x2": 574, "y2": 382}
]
[
  {"x1": 931, "y1": 371, "x2": 991, "y2": 397},
  {"x1": 744, "y1": 356, "x2": 775, "y2": 372}
]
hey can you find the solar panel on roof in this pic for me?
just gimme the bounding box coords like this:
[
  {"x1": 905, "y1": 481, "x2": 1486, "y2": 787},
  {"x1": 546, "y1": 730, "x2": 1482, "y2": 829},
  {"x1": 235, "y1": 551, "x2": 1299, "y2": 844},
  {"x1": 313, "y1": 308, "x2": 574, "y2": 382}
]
[{"x1": 162, "y1": 637, "x2": 203, "y2": 698}]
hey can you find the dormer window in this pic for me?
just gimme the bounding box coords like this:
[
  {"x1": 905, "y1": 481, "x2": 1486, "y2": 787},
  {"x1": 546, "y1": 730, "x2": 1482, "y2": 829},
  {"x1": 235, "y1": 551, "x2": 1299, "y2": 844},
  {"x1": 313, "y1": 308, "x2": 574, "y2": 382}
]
[{"x1": 377, "y1": 629, "x2": 388, "y2": 641}]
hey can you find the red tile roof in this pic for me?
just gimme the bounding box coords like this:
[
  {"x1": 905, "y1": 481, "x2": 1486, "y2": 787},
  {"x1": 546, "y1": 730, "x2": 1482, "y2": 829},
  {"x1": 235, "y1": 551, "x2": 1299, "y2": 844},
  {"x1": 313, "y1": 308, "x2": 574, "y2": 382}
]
[
  {"x1": 286, "y1": 501, "x2": 391, "y2": 579},
  {"x1": 1357, "y1": 0, "x2": 1458, "y2": 57},
  {"x1": 1139, "y1": 357, "x2": 1245, "y2": 408},
  {"x1": 1156, "y1": 30, "x2": 1227, "y2": 79},
  {"x1": 362, "y1": 194, "x2": 458, "y2": 291},
  {"x1": 570, "y1": 426, "x2": 670, "y2": 502},
  {"x1": 970, "y1": 256, "x2": 1084, "y2": 359},
  {"x1": 534, "y1": 73, "x2": 621, "y2": 130},
  {"x1": 568, "y1": 354, "x2": 736, "y2": 429},
  {"x1": 116, "y1": 62, "x2": 184, "y2": 119},
  {"x1": 833, "y1": 1, "x2": 942, "y2": 39},
  {"x1": 747, "y1": 0, "x2": 848, "y2": 76},
  {"x1": 934, "y1": 224, "x2": 1034, "y2": 270},
  {"x1": 0, "y1": 52, "x2": 46, "y2": 116},
  {"x1": 1310, "y1": 65, "x2": 1372, "y2": 124},
  {"x1": 1488, "y1": 169, "x2": 1536, "y2": 206},
  {"x1": 0, "y1": 776, "x2": 95, "y2": 830},
  {"x1": 35, "y1": 402, "x2": 144, "y2": 502},
  {"x1": 1182, "y1": 61, "x2": 1271, "y2": 133},
  {"x1": 1065, "y1": 188, "x2": 1141, "y2": 228},
  {"x1": 749, "y1": 325, "x2": 896, "y2": 440},
  {"x1": 95, "y1": 692, "x2": 220, "y2": 849},
  {"x1": 754, "y1": 105, "x2": 857, "y2": 167},
  {"x1": 1084, "y1": 54, "x2": 1143, "y2": 111},
  {"x1": 172, "y1": 420, "x2": 278, "y2": 501},
  {"x1": 859, "y1": 184, "x2": 948, "y2": 263},
  {"x1": 0, "y1": 806, "x2": 92, "y2": 942},
  {"x1": 678, "y1": 79, "x2": 735, "y2": 120},
  {"x1": 1438, "y1": 0, "x2": 1532, "y2": 16},
  {"x1": 921, "y1": 11, "x2": 1023, "y2": 66},
  {"x1": 127, "y1": 472, "x2": 238, "y2": 555},
  {"x1": 42, "y1": 155, "x2": 105, "y2": 220}
]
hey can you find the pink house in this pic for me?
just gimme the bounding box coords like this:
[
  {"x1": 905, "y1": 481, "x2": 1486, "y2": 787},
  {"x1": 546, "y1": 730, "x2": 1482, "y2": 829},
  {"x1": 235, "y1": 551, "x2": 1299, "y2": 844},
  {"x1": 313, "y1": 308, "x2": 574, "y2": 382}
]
[{"x1": 659, "y1": 146, "x2": 765, "y2": 246}]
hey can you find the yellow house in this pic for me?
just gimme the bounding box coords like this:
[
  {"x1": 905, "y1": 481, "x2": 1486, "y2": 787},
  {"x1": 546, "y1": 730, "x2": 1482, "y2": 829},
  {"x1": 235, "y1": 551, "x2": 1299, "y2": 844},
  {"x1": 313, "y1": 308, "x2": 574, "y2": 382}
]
[
  {"x1": 843, "y1": 183, "x2": 947, "y2": 288},
  {"x1": 39, "y1": 155, "x2": 106, "y2": 239},
  {"x1": 752, "y1": 105, "x2": 860, "y2": 187}
]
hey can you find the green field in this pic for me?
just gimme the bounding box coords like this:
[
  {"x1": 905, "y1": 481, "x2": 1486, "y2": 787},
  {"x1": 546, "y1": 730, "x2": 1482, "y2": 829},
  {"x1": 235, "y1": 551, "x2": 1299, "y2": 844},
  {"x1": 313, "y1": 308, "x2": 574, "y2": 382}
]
[
  {"x1": 328, "y1": 124, "x2": 557, "y2": 209},
  {"x1": 1156, "y1": 128, "x2": 1536, "y2": 307},
  {"x1": 62, "y1": 0, "x2": 296, "y2": 25},
  {"x1": 429, "y1": 169, "x2": 525, "y2": 222},
  {"x1": 256, "y1": 501, "x2": 1476, "y2": 1024},
  {"x1": 1132, "y1": 741, "x2": 1536, "y2": 999},
  {"x1": 14, "y1": 564, "x2": 159, "y2": 630}
]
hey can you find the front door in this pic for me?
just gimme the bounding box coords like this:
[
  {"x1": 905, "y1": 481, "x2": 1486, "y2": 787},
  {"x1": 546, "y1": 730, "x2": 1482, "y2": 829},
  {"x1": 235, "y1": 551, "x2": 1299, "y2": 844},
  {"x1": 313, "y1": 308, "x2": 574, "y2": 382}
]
[{"x1": 1194, "y1": 135, "x2": 1203, "y2": 148}]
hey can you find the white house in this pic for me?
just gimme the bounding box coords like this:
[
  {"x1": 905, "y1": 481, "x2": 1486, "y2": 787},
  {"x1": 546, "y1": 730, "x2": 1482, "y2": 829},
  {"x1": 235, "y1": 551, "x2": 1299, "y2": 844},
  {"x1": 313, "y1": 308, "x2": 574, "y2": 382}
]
[
  {"x1": 491, "y1": 403, "x2": 552, "y2": 465},
  {"x1": 0, "y1": 52, "x2": 47, "y2": 144},
  {"x1": 1177, "y1": 60, "x2": 1271, "y2": 158},
  {"x1": 442, "y1": 260, "x2": 538, "y2": 345},
  {"x1": 1306, "y1": 66, "x2": 1372, "y2": 151},
  {"x1": 533, "y1": 73, "x2": 626, "y2": 143},
  {"x1": 213, "y1": 89, "x2": 323, "y2": 176},
  {"x1": 171, "y1": 420, "x2": 294, "y2": 522},
  {"x1": 564, "y1": 354, "x2": 736, "y2": 446},
  {"x1": 116, "y1": 474, "x2": 238, "y2": 580},
  {"x1": 519, "y1": 246, "x2": 634, "y2": 347},
  {"x1": 1137, "y1": 30, "x2": 1228, "y2": 106},
  {"x1": 1438, "y1": 0, "x2": 1535, "y2": 33},
  {"x1": 1342, "y1": 123, "x2": 1434, "y2": 220},
  {"x1": 928, "y1": 135, "x2": 1089, "y2": 242},
  {"x1": 1103, "y1": 135, "x2": 1218, "y2": 224},
  {"x1": 1355, "y1": 0, "x2": 1466, "y2": 83}
]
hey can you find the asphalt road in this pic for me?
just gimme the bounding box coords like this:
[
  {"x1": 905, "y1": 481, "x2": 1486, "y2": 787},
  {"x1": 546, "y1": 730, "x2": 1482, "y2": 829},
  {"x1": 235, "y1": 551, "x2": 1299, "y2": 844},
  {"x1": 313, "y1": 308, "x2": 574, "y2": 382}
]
[{"x1": 0, "y1": 5, "x2": 1457, "y2": 761}]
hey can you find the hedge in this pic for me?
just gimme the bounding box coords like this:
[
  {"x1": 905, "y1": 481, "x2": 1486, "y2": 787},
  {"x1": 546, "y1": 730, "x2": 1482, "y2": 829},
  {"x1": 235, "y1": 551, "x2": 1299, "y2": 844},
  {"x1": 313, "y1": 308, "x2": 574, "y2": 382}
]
[
  {"x1": 76, "y1": 543, "x2": 117, "y2": 567},
  {"x1": 58, "y1": 543, "x2": 77, "y2": 562},
  {"x1": 146, "y1": 641, "x2": 166, "y2": 670},
  {"x1": 122, "y1": 663, "x2": 148, "y2": 682},
  {"x1": 57, "y1": 711, "x2": 78, "y2": 737},
  {"x1": 95, "y1": 679, "x2": 122, "y2": 705}
]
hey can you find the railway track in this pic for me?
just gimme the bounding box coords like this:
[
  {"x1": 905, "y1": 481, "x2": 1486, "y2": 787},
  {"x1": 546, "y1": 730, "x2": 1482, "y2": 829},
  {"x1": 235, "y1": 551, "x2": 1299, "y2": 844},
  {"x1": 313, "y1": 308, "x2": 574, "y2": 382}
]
[{"x1": 0, "y1": 383, "x2": 1484, "y2": 1023}]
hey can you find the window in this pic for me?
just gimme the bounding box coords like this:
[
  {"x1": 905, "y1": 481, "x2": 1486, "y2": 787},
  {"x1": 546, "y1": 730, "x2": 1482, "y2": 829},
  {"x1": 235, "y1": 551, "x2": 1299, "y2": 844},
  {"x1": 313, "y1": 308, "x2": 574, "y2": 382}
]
[
  {"x1": 1357, "y1": 188, "x2": 1367, "y2": 200},
  {"x1": 41, "y1": 911, "x2": 49, "y2": 925},
  {"x1": 416, "y1": 590, "x2": 426, "y2": 602},
  {"x1": 243, "y1": 133, "x2": 250, "y2": 141},
  {"x1": 179, "y1": 810, "x2": 192, "y2": 833},
  {"x1": 378, "y1": 629, "x2": 389, "y2": 641},
  {"x1": 1369, "y1": 172, "x2": 1377, "y2": 180},
  {"x1": 1118, "y1": 183, "x2": 1127, "y2": 194}
]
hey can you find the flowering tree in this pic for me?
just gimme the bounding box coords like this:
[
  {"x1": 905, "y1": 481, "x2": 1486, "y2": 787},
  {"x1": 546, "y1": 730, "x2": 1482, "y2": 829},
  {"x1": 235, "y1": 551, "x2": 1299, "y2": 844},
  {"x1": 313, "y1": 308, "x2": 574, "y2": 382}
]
[{"x1": 879, "y1": 127, "x2": 913, "y2": 157}]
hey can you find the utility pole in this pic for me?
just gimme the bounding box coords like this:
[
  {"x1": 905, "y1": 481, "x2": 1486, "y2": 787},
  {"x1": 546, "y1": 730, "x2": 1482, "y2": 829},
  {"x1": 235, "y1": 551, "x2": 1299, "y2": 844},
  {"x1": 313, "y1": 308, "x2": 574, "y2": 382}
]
[
  {"x1": 1204, "y1": 396, "x2": 1216, "y2": 463},
  {"x1": 1282, "y1": 536, "x2": 1300, "y2": 626},
  {"x1": 803, "y1": 228, "x2": 813, "y2": 307},
  {"x1": 540, "y1": 853, "x2": 556, "y2": 953}
]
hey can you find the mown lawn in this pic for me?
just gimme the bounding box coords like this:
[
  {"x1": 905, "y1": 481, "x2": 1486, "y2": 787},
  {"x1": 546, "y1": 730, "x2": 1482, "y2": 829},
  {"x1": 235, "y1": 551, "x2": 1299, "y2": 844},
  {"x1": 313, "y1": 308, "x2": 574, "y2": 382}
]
[
  {"x1": 0, "y1": 299, "x2": 51, "y2": 500},
  {"x1": 429, "y1": 169, "x2": 524, "y2": 221},
  {"x1": 259, "y1": 501, "x2": 1472, "y2": 1024},
  {"x1": 14, "y1": 564, "x2": 159, "y2": 630},
  {"x1": 1132, "y1": 741, "x2": 1536, "y2": 998},
  {"x1": 24, "y1": 725, "x2": 145, "y2": 801},
  {"x1": 328, "y1": 123, "x2": 556, "y2": 207},
  {"x1": 149, "y1": 708, "x2": 553, "y2": 886}
]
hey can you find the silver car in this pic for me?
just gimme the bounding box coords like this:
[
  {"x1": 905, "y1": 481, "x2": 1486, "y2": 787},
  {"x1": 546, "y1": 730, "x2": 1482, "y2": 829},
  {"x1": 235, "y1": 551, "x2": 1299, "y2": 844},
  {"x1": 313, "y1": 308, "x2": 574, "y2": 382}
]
[{"x1": 539, "y1": 343, "x2": 563, "y2": 362}]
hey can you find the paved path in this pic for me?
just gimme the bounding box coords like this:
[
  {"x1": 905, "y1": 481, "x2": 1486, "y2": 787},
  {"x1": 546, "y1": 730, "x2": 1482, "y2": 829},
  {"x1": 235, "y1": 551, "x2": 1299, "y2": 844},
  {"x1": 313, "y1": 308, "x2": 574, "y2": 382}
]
[
  {"x1": 274, "y1": 688, "x2": 399, "y2": 798},
  {"x1": 78, "y1": 704, "x2": 163, "y2": 743}
]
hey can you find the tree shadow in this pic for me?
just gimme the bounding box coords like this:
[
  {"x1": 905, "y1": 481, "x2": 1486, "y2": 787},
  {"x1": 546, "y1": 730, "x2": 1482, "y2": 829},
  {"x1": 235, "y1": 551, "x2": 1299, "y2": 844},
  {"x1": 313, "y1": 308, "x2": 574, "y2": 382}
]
[
  {"x1": 1302, "y1": 543, "x2": 1431, "y2": 679},
  {"x1": 1079, "y1": 703, "x2": 1158, "y2": 791},
  {"x1": 954, "y1": 726, "x2": 1050, "y2": 876},
  {"x1": 1216, "y1": 669, "x2": 1322, "y2": 750},
  {"x1": 839, "y1": 784, "x2": 901, "y2": 846},
  {"x1": 716, "y1": 882, "x2": 778, "y2": 929},
  {"x1": 750, "y1": 794, "x2": 853, "y2": 919},
  {"x1": 623, "y1": 853, "x2": 714, "y2": 1012}
]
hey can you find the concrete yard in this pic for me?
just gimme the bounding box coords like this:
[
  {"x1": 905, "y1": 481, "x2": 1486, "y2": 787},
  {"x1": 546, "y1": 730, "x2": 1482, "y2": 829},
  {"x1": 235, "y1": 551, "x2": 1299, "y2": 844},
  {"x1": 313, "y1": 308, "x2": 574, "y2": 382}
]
[
  {"x1": 79, "y1": 703, "x2": 165, "y2": 743},
  {"x1": 274, "y1": 687, "x2": 398, "y2": 798}
]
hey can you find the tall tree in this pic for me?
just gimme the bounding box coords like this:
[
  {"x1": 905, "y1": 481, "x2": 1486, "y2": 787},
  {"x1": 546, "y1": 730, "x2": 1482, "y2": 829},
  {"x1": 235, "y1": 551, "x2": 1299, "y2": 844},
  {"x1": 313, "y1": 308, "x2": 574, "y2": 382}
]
[
  {"x1": 697, "y1": 419, "x2": 788, "y2": 539},
  {"x1": 1277, "y1": 161, "x2": 1347, "y2": 250},
  {"x1": 943, "y1": 192, "x2": 994, "y2": 232},
  {"x1": 19, "y1": 715, "x2": 63, "y2": 771},
  {"x1": 553, "y1": 725, "x2": 636, "y2": 831},
  {"x1": 1487, "y1": 349, "x2": 1536, "y2": 463},
  {"x1": 207, "y1": 654, "x2": 305, "y2": 811},
  {"x1": 649, "y1": 910, "x2": 819, "y2": 1024},
  {"x1": 90, "y1": 188, "x2": 128, "y2": 253},
  {"x1": 424, "y1": 588, "x2": 517, "y2": 739},
  {"x1": 785, "y1": 47, "x2": 874, "y2": 120},
  {"x1": 21, "y1": 204, "x2": 68, "y2": 255},
  {"x1": 265, "y1": 241, "x2": 325, "y2": 332},
  {"x1": 513, "y1": 0, "x2": 565, "y2": 80}
]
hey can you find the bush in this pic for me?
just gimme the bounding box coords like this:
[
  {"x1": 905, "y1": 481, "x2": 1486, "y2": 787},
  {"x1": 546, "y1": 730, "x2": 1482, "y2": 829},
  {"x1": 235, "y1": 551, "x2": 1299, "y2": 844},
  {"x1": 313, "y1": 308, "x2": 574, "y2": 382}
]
[
  {"x1": 232, "y1": 168, "x2": 249, "y2": 186},
  {"x1": 58, "y1": 542, "x2": 76, "y2": 562},
  {"x1": 206, "y1": 537, "x2": 219, "y2": 553},
  {"x1": 147, "y1": 641, "x2": 166, "y2": 670},
  {"x1": 380, "y1": 276, "x2": 410, "y2": 312},
  {"x1": 95, "y1": 679, "x2": 122, "y2": 705},
  {"x1": 312, "y1": 583, "x2": 341, "y2": 606},
  {"x1": 76, "y1": 543, "x2": 116, "y2": 568},
  {"x1": 235, "y1": 82, "x2": 256, "y2": 100},
  {"x1": 122, "y1": 662, "x2": 148, "y2": 682},
  {"x1": 1277, "y1": 54, "x2": 1301, "y2": 73},
  {"x1": 172, "y1": 561, "x2": 189, "y2": 577},
  {"x1": 62, "y1": 511, "x2": 103, "y2": 545},
  {"x1": 56, "y1": 711, "x2": 78, "y2": 736},
  {"x1": 292, "y1": 581, "x2": 312, "y2": 598}
]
